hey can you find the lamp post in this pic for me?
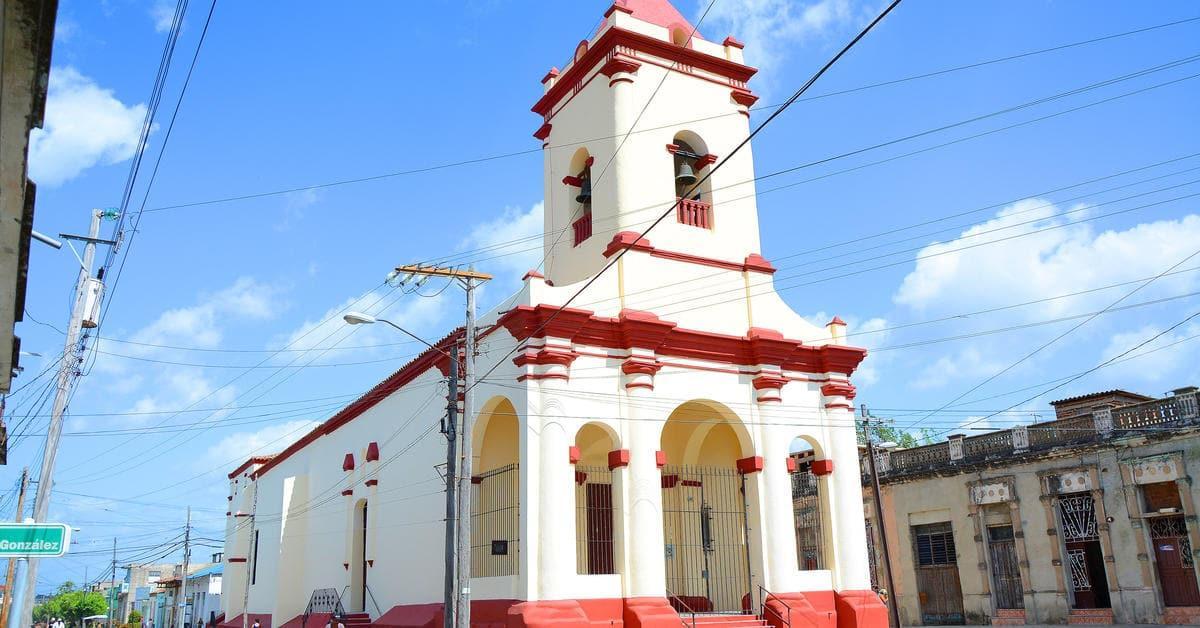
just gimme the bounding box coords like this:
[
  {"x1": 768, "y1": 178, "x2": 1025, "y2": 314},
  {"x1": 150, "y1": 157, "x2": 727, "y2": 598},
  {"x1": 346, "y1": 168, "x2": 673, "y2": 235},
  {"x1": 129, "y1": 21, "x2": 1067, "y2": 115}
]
[{"x1": 344, "y1": 312, "x2": 458, "y2": 628}]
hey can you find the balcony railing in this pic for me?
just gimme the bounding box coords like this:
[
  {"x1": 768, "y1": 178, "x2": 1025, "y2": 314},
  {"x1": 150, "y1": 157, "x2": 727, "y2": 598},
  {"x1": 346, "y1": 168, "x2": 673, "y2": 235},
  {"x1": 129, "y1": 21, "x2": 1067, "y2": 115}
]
[
  {"x1": 676, "y1": 197, "x2": 712, "y2": 229},
  {"x1": 572, "y1": 211, "x2": 592, "y2": 246},
  {"x1": 878, "y1": 390, "x2": 1200, "y2": 478}
]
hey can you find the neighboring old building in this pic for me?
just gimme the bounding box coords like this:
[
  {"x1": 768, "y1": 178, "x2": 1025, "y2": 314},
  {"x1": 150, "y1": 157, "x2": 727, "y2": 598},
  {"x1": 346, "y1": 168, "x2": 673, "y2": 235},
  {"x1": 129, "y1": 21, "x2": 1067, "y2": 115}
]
[
  {"x1": 184, "y1": 565, "x2": 222, "y2": 627},
  {"x1": 864, "y1": 386, "x2": 1200, "y2": 626},
  {"x1": 220, "y1": 2, "x2": 886, "y2": 628},
  {"x1": 0, "y1": 0, "x2": 57, "y2": 398},
  {"x1": 120, "y1": 564, "x2": 177, "y2": 623}
]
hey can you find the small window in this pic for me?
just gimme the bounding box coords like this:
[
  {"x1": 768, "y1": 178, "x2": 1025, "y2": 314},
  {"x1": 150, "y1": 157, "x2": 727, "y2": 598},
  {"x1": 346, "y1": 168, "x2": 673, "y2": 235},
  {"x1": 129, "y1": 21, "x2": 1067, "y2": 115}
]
[
  {"x1": 1142, "y1": 481, "x2": 1183, "y2": 513},
  {"x1": 251, "y1": 530, "x2": 260, "y2": 585},
  {"x1": 913, "y1": 522, "x2": 956, "y2": 567},
  {"x1": 670, "y1": 27, "x2": 690, "y2": 47}
]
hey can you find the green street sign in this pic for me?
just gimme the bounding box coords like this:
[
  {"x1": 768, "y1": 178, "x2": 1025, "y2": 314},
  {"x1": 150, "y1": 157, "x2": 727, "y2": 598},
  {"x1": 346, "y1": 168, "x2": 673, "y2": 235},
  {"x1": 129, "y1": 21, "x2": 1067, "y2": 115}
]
[{"x1": 0, "y1": 523, "x2": 71, "y2": 557}]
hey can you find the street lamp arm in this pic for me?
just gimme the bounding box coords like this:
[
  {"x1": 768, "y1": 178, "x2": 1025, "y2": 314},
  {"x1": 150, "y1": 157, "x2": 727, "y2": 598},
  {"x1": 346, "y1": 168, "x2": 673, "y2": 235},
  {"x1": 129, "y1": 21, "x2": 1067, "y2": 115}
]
[{"x1": 377, "y1": 318, "x2": 454, "y2": 359}]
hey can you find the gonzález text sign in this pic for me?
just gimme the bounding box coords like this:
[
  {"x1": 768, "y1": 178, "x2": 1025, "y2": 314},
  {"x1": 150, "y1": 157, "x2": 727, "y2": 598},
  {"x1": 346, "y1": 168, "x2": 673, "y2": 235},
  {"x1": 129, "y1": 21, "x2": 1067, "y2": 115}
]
[{"x1": 0, "y1": 523, "x2": 71, "y2": 557}]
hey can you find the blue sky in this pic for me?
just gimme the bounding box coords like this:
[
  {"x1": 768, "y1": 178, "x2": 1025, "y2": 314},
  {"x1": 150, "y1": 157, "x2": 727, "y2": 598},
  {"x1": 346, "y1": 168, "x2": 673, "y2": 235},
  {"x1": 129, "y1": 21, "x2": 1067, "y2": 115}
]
[{"x1": 6, "y1": 0, "x2": 1200, "y2": 592}]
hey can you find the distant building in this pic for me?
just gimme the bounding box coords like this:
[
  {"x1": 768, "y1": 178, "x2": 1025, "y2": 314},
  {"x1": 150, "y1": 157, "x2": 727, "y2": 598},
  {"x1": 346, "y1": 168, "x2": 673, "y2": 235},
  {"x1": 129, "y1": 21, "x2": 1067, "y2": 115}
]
[
  {"x1": 120, "y1": 564, "x2": 177, "y2": 622},
  {"x1": 864, "y1": 386, "x2": 1200, "y2": 625}
]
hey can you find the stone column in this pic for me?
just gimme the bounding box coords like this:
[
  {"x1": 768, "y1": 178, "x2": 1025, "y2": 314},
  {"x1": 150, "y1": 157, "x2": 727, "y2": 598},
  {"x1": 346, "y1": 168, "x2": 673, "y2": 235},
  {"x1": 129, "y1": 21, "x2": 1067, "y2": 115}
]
[
  {"x1": 821, "y1": 383, "x2": 871, "y2": 591},
  {"x1": 753, "y1": 374, "x2": 799, "y2": 593},
  {"x1": 622, "y1": 355, "x2": 667, "y2": 598}
]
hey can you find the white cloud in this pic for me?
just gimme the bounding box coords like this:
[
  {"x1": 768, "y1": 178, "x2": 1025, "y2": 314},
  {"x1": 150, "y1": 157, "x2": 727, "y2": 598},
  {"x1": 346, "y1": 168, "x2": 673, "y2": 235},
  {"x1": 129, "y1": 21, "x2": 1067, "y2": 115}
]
[
  {"x1": 459, "y1": 202, "x2": 544, "y2": 283},
  {"x1": 275, "y1": 287, "x2": 451, "y2": 362},
  {"x1": 150, "y1": 2, "x2": 177, "y2": 33},
  {"x1": 129, "y1": 277, "x2": 279, "y2": 350},
  {"x1": 203, "y1": 419, "x2": 320, "y2": 470},
  {"x1": 803, "y1": 311, "x2": 888, "y2": 386},
  {"x1": 1098, "y1": 323, "x2": 1200, "y2": 385},
  {"x1": 704, "y1": 0, "x2": 857, "y2": 90},
  {"x1": 28, "y1": 67, "x2": 148, "y2": 186}
]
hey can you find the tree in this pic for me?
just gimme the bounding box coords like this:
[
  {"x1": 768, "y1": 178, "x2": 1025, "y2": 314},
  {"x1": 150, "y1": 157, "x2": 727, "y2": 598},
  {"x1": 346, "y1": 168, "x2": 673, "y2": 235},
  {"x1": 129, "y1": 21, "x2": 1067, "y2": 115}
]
[
  {"x1": 860, "y1": 421, "x2": 935, "y2": 449},
  {"x1": 129, "y1": 610, "x2": 143, "y2": 624},
  {"x1": 33, "y1": 585, "x2": 107, "y2": 627}
]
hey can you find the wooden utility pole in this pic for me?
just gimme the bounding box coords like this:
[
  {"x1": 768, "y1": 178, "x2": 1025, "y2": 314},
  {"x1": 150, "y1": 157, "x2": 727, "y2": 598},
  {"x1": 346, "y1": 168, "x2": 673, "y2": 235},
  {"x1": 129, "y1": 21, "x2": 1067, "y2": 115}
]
[
  {"x1": 0, "y1": 468, "x2": 29, "y2": 628},
  {"x1": 862, "y1": 405, "x2": 901, "y2": 628}
]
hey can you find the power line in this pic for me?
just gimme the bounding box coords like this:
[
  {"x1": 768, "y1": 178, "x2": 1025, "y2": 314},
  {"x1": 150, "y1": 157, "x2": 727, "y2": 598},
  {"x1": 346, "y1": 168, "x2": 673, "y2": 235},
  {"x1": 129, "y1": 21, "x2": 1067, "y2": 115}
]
[{"x1": 137, "y1": 14, "x2": 1200, "y2": 215}]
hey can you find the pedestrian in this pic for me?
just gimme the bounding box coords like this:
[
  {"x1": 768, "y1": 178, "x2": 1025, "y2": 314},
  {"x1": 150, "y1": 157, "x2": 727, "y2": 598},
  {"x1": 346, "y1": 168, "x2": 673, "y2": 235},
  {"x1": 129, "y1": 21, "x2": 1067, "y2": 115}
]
[{"x1": 252, "y1": 619, "x2": 261, "y2": 628}]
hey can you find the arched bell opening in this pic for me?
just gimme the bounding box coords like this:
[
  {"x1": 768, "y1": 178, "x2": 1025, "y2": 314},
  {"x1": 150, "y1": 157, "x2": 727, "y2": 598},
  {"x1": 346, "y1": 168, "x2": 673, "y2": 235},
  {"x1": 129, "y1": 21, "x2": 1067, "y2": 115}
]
[
  {"x1": 568, "y1": 147, "x2": 594, "y2": 246},
  {"x1": 573, "y1": 422, "x2": 620, "y2": 575},
  {"x1": 660, "y1": 400, "x2": 757, "y2": 614},
  {"x1": 670, "y1": 132, "x2": 714, "y2": 229},
  {"x1": 471, "y1": 396, "x2": 520, "y2": 577}
]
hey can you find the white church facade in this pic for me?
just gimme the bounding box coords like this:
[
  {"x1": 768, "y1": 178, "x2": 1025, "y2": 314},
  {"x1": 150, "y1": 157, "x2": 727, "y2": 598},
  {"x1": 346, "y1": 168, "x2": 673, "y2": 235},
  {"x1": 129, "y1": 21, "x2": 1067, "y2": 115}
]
[{"x1": 220, "y1": 2, "x2": 887, "y2": 628}]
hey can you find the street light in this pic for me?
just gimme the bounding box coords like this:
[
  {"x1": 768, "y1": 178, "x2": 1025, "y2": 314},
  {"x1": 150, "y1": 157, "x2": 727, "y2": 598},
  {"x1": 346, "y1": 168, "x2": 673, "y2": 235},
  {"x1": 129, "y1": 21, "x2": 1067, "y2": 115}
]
[
  {"x1": 342, "y1": 312, "x2": 377, "y2": 325},
  {"x1": 343, "y1": 311, "x2": 449, "y2": 357}
]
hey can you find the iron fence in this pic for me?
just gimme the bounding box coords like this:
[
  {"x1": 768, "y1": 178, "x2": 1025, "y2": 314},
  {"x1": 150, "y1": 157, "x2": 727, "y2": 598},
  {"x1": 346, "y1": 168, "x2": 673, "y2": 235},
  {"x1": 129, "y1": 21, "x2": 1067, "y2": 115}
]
[
  {"x1": 471, "y1": 463, "x2": 520, "y2": 577},
  {"x1": 575, "y1": 466, "x2": 616, "y2": 575}
]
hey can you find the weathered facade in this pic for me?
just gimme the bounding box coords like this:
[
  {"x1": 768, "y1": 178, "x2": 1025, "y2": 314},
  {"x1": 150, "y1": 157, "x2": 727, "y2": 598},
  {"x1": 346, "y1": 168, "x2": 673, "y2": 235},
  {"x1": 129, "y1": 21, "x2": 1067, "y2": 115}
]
[{"x1": 864, "y1": 387, "x2": 1200, "y2": 625}]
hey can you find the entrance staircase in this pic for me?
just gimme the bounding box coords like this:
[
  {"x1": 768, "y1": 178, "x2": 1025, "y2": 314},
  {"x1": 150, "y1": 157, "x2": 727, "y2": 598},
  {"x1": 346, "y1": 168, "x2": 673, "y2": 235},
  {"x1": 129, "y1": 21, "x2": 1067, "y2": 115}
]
[
  {"x1": 339, "y1": 613, "x2": 372, "y2": 628},
  {"x1": 682, "y1": 615, "x2": 770, "y2": 628}
]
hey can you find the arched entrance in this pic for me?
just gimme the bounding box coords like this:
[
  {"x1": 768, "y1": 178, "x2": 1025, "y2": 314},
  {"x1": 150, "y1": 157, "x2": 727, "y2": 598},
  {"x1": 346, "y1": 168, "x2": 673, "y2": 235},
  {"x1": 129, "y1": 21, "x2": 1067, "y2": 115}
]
[
  {"x1": 349, "y1": 498, "x2": 368, "y2": 612},
  {"x1": 660, "y1": 400, "x2": 755, "y2": 614},
  {"x1": 472, "y1": 396, "x2": 520, "y2": 577},
  {"x1": 574, "y1": 422, "x2": 619, "y2": 575}
]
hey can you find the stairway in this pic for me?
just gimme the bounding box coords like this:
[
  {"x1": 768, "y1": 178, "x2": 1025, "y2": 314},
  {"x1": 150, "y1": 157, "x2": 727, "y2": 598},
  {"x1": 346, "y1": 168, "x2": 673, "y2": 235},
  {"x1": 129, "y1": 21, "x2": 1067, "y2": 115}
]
[
  {"x1": 683, "y1": 614, "x2": 771, "y2": 628},
  {"x1": 339, "y1": 613, "x2": 372, "y2": 628}
]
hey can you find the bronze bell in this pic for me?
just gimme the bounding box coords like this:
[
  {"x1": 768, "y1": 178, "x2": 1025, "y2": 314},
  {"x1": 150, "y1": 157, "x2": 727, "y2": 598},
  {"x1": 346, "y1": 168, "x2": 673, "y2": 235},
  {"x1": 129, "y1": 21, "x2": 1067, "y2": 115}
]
[
  {"x1": 576, "y1": 178, "x2": 592, "y2": 204},
  {"x1": 675, "y1": 161, "x2": 697, "y2": 186}
]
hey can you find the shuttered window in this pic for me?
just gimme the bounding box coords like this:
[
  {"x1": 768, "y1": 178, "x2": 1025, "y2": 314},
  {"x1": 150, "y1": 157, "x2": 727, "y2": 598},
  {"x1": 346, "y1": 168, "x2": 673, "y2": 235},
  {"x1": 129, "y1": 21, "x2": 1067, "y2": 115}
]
[{"x1": 913, "y1": 522, "x2": 957, "y2": 567}]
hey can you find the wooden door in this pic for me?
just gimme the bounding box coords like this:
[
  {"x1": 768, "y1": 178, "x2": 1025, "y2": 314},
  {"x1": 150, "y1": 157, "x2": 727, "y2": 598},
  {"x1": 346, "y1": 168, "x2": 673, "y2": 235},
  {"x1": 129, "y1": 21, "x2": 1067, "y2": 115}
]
[
  {"x1": 913, "y1": 522, "x2": 965, "y2": 624},
  {"x1": 1150, "y1": 516, "x2": 1200, "y2": 607},
  {"x1": 987, "y1": 526, "x2": 1023, "y2": 610}
]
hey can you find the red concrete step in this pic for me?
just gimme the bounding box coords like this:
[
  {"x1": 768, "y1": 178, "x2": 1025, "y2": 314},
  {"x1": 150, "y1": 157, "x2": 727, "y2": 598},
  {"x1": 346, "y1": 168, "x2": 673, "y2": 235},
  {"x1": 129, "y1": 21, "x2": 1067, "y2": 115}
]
[{"x1": 685, "y1": 615, "x2": 769, "y2": 628}]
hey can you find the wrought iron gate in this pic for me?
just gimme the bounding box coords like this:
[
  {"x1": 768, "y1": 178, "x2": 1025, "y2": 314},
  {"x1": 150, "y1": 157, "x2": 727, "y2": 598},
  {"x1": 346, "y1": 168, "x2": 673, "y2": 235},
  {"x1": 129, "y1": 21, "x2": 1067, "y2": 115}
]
[
  {"x1": 790, "y1": 465, "x2": 824, "y2": 571},
  {"x1": 986, "y1": 526, "x2": 1024, "y2": 610},
  {"x1": 472, "y1": 463, "x2": 520, "y2": 577},
  {"x1": 1150, "y1": 515, "x2": 1200, "y2": 607},
  {"x1": 662, "y1": 465, "x2": 753, "y2": 614},
  {"x1": 1057, "y1": 493, "x2": 1110, "y2": 609},
  {"x1": 575, "y1": 466, "x2": 615, "y2": 575}
]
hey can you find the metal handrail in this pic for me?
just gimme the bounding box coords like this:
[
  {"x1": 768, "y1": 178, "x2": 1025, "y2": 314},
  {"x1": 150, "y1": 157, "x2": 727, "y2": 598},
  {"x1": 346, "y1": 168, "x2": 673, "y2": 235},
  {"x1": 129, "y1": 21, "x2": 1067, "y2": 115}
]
[
  {"x1": 364, "y1": 584, "x2": 384, "y2": 618},
  {"x1": 757, "y1": 585, "x2": 791, "y2": 628},
  {"x1": 300, "y1": 588, "x2": 346, "y2": 628},
  {"x1": 666, "y1": 588, "x2": 698, "y2": 628}
]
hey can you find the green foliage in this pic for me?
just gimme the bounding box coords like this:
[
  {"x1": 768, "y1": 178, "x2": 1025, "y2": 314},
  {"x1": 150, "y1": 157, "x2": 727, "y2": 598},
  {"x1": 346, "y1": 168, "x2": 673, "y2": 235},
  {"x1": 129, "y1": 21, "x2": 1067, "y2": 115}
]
[
  {"x1": 860, "y1": 422, "x2": 936, "y2": 448},
  {"x1": 129, "y1": 610, "x2": 143, "y2": 624},
  {"x1": 33, "y1": 585, "x2": 108, "y2": 626}
]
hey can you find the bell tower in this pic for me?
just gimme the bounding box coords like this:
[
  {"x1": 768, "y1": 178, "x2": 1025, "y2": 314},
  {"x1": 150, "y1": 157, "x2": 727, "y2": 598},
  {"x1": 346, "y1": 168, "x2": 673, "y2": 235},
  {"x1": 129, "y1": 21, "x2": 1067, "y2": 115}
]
[{"x1": 533, "y1": 0, "x2": 765, "y2": 289}]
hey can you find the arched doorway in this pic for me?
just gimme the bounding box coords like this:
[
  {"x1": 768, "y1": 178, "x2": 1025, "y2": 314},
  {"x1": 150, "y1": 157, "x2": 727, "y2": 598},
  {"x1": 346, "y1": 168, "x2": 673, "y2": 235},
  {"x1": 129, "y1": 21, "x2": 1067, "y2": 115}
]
[
  {"x1": 788, "y1": 437, "x2": 827, "y2": 572},
  {"x1": 472, "y1": 397, "x2": 520, "y2": 577},
  {"x1": 660, "y1": 400, "x2": 755, "y2": 614},
  {"x1": 349, "y1": 498, "x2": 368, "y2": 612},
  {"x1": 574, "y1": 422, "x2": 619, "y2": 575}
]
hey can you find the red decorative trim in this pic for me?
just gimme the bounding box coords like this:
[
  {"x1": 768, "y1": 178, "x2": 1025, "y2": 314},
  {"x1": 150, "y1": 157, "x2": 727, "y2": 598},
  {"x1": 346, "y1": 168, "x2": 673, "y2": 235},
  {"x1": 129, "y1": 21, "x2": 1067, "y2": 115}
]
[
  {"x1": 575, "y1": 470, "x2": 589, "y2": 485},
  {"x1": 656, "y1": 450, "x2": 667, "y2": 468},
  {"x1": 471, "y1": 476, "x2": 483, "y2": 485},
  {"x1": 252, "y1": 327, "x2": 465, "y2": 480},
  {"x1": 736, "y1": 456, "x2": 764, "y2": 474},
  {"x1": 609, "y1": 77, "x2": 634, "y2": 88},
  {"x1": 731, "y1": 89, "x2": 759, "y2": 108},
  {"x1": 227, "y1": 456, "x2": 275, "y2": 479},
  {"x1": 227, "y1": 557, "x2": 247, "y2": 563},
  {"x1": 569, "y1": 445, "x2": 581, "y2": 464},
  {"x1": 225, "y1": 511, "x2": 231, "y2": 516},
  {"x1": 341, "y1": 489, "x2": 353, "y2": 496},
  {"x1": 821, "y1": 381, "x2": 857, "y2": 400},
  {"x1": 562, "y1": 175, "x2": 583, "y2": 187},
  {"x1": 743, "y1": 254, "x2": 776, "y2": 274},
  {"x1": 533, "y1": 122, "x2": 552, "y2": 140},
  {"x1": 541, "y1": 68, "x2": 559, "y2": 84},
  {"x1": 747, "y1": 327, "x2": 796, "y2": 364},
  {"x1": 619, "y1": 309, "x2": 677, "y2": 349},
  {"x1": 603, "y1": 2, "x2": 634, "y2": 19},
  {"x1": 602, "y1": 231, "x2": 777, "y2": 275},
  {"x1": 753, "y1": 374, "x2": 788, "y2": 391},
  {"x1": 365, "y1": 479, "x2": 378, "y2": 487},
  {"x1": 694, "y1": 154, "x2": 718, "y2": 169},
  {"x1": 625, "y1": 382, "x2": 654, "y2": 390},
  {"x1": 497, "y1": 304, "x2": 867, "y2": 376},
  {"x1": 533, "y1": 27, "x2": 756, "y2": 118},
  {"x1": 723, "y1": 36, "x2": 745, "y2": 49},
  {"x1": 786, "y1": 458, "x2": 798, "y2": 473},
  {"x1": 622, "y1": 358, "x2": 664, "y2": 376},
  {"x1": 227, "y1": 495, "x2": 233, "y2": 501},
  {"x1": 681, "y1": 479, "x2": 702, "y2": 488},
  {"x1": 666, "y1": 143, "x2": 680, "y2": 154},
  {"x1": 367, "y1": 559, "x2": 374, "y2": 568},
  {"x1": 365, "y1": 441, "x2": 380, "y2": 462},
  {"x1": 812, "y1": 460, "x2": 834, "y2": 476},
  {"x1": 601, "y1": 57, "x2": 641, "y2": 78},
  {"x1": 585, "y1": 155, "x2": 595, "y2": 168},
  {"x1": 343, "y1": 563, "x2": 349, "y2": 570},
  {"x1": 661, "y1": 474, "x2": 679, "y2": 489},
  {"x1": 522, "y1": 270, "x2": 545, "y2": 281},
  {"x1": 824, "y1": 402, "x2": 853, "y2": 410},
  {"x1": 513, "y1": 347, "x2": 580, "y2": 368},
  {"x1": 342, "y1": 453, "x2": 355, "y2": 472},
  {"x1": 517, "y1": 373, "x2": 571, "y2": 382},
  {"x1": 828, "y1": 316, "x2": 847, "y2": 326},
  {"x1": 608, "y1": 449, "x2": 631, "y2": 470},
  {"x1": 602, "y1": 231, "x2": 654, "y2": 257}
]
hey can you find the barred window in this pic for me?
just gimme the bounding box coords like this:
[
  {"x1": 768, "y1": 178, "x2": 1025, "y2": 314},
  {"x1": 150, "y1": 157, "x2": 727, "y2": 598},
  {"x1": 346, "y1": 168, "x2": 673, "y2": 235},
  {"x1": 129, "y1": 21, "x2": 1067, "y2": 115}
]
[{"x1": 913, "y1": 522, "x2": 956, "y2": 567}]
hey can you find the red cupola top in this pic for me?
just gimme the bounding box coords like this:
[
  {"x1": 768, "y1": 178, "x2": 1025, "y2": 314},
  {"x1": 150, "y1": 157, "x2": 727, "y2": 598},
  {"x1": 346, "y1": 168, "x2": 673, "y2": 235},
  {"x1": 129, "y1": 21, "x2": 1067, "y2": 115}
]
[{"x1": 603, "y1": 0, "x2": 704, "y2": 40}]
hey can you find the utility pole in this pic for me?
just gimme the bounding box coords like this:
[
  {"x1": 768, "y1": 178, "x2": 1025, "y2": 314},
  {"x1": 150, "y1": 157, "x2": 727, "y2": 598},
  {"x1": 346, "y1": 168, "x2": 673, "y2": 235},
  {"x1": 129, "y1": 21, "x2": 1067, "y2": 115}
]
[
  {"x1": 862, "y1": 404, "x2": 901, "y2": 628},
  {"x1": 441, "y1": 350, "x2": 459, "y2": 628},
  {"x1": 0, "y1": 468, "x2": 29, "y2": 628},
  {"x1": 238, "y1": 490, "x2": 257, "y2": 628},
  {"x1": 177, "y1": 508, "x2": 191, "y2": 628},
  {"x1": 391, "y1": 265, "x2": 489, "y2": 628},
  {"x1": 22, "y1": 209, "x2": 116, "y2": 625},
  {"x1": 108, "y1": 537, "x2": 118, "y2": 628}
]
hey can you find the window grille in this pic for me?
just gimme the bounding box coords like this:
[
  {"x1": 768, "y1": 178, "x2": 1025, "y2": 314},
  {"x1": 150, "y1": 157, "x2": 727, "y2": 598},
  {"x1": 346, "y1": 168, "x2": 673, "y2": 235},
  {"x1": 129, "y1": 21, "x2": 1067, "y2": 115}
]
[
  {"x1": 471, "y1": 463, "x2": 520, "y2": 577},
  {"x1": 913, "y1": 522, "x2": 956, "y2": 567},
  {"x1": 790, "y1": 465, "x2": 824, "y2": 570},
  {"x1": 1058, "y1": 494, "x2": 1099, "y2": 542},
  {"x1": 574, "y1": 466, "x2": 615, "y2": 575}
]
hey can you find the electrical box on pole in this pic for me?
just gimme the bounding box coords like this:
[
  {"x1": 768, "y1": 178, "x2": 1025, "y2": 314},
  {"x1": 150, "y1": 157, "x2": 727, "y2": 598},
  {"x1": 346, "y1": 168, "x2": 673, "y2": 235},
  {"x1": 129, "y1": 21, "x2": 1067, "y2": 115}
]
[{"x1": 80, "y1": 278, "x2": 104, "y2": 329}]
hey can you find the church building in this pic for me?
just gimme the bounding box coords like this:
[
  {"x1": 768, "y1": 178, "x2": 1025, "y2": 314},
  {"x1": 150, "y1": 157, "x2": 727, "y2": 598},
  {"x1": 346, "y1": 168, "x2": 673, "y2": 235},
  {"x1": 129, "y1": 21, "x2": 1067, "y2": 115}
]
[{"x1": 220, "y1": 2, "x2": 886, "y2": 628}]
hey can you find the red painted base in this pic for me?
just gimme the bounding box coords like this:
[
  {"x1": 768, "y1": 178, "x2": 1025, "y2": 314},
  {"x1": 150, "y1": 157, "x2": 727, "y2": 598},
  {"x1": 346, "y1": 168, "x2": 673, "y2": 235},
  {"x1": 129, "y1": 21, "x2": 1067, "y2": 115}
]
[
  {"x1": 1067, "y1": 608, "x2": 1113, "y2": 625},
  {"x1": 1164, "y1": 606, "x2": 1200, "y2": 625},
  {"x1": 991, "y1": 609, "x2": 1025, "y2": 625},
  {"x1": 219, "y1": 613, "x2": 274, "y2": 628},
  {"x1": 235, "y1": 591, "x2": 887, "y2": 628}
]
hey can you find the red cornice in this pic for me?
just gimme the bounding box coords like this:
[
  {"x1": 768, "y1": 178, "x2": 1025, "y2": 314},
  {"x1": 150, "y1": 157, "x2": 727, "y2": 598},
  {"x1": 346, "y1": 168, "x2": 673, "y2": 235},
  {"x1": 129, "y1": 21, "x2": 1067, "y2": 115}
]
[
  {"x1": 496, "y1": 304, "x2": 867, "y2": 376},
  {"x1": 601, "y1": 57, "x2": 641, "y2": 78},
  {"x1": 533, "y1": 26, "x2": 756, "y2": 118},
  {"x1": 541, "y1": 67, "x2": 560, "y2": 84},
  {"x1": 821, "y1": 381, "x2": 857, "y2": 400},
  {"x1": 533, "y1": 123, "x2": 552, "y2": 141},
  {"x1": 752, "y1": 373, "x2": 789, "y2": 391},
  {"x1": 513, "y1": 347, "x2": 580, "y2": 368},
  {"x1": 731, "y1": 89, "x2": 758, "y2": 108},
  {"x1": 227, "y1": 456, "x2": 274, "y2": 479},
  {"x1": 723, "y1": 36, "x2": 745, "y2": 49},
  {"x1": 602, "y1": 232, "x2": 776, "y2": 274}
]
